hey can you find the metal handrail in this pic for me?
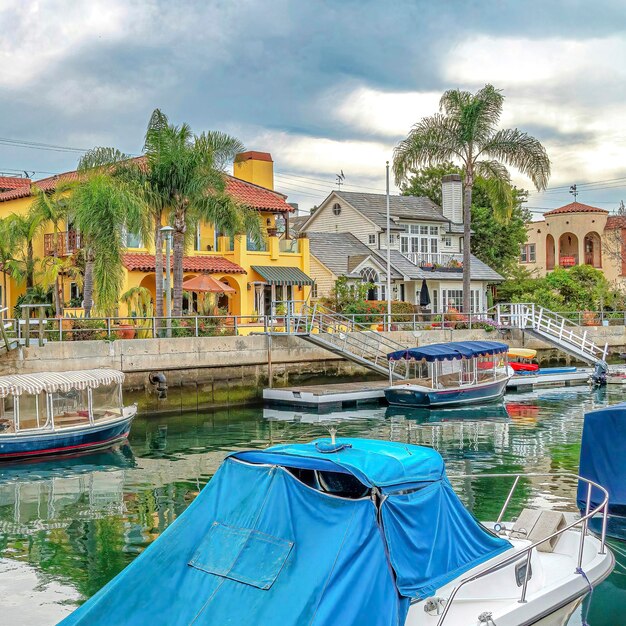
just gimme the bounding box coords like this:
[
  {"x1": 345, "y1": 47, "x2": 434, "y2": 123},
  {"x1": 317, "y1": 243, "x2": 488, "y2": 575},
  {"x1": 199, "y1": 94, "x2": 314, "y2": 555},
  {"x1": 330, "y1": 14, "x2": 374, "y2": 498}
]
[{"x1": 434, "y1": 471, "x2": 609, "y2": 625}]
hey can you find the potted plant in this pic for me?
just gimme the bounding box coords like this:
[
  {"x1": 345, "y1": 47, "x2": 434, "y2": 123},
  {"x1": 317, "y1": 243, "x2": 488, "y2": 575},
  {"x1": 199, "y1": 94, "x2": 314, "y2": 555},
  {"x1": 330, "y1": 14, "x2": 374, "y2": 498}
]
[{"x1": 120, "y1": 286, "x2": 155, "y2": 339}]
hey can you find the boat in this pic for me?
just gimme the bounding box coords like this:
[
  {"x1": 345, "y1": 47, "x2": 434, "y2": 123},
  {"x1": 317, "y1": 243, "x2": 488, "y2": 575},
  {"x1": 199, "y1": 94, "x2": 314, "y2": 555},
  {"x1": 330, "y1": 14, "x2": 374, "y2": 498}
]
[
  {"x1": 0, "y1": 369, "x2": 137, "y2": 460},
  {"x1": 508, "y1": 348, "x2": 540, "y2": 373},
  {"x1": 384, "y1": 341, "x2": 512, "y2": 408},
  {"x1": 58, "y1": 437, "x2": 613, "y2": 626},
  {"x1": 578, "y1": 401, "x2": 626, "y2": 541}
]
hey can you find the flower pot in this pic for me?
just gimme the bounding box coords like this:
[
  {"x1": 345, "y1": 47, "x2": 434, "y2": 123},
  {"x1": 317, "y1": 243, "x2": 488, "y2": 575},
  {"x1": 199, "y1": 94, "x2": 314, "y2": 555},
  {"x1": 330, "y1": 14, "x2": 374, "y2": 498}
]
[{"x1": 114, "y1": 324, "x2": 136, "y2": 340}]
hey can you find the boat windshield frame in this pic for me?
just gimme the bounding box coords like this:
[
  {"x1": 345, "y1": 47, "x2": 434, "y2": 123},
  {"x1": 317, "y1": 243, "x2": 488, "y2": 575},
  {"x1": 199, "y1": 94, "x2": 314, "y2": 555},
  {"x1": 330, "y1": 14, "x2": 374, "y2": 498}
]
[{"x1": 431, "y1": 471, "x2": 609, "y2": 624}]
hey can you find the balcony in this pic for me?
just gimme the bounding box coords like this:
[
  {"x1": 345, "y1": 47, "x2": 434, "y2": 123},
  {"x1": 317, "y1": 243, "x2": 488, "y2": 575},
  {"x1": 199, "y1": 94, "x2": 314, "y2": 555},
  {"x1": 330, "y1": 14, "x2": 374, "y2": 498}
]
[
  {"x1": 44, "y1": 231, "x2": 82, "y2": 257},
  {"x1": 402, "y1": 252, "x2": 463, "y2": 271}
]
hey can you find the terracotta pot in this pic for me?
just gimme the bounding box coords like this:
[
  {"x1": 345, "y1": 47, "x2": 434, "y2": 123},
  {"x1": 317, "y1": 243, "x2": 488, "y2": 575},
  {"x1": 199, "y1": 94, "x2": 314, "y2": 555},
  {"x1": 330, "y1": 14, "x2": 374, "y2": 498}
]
[{"x1": 114, "y1": 324, "x2": 136, "y2": 339}]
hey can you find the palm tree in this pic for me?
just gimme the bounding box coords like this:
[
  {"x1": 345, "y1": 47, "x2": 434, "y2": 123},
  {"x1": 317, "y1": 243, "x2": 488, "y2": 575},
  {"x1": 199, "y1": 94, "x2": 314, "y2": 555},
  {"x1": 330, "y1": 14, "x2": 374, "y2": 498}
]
[
  {"x1": 30, "y1": 182, "x2": 74, "y2": 316},
  {"x1": 1, "y1": 210, "x2": 43, "y2": 290},
  {"x1": 143, "y1": 110, "x2": 261, "y2": 316},
  {"x1": 393, "y1": 84, "x2": 550, "y2": 314},
  {"x1": 70, "y1": 150, "x2": 149, "y2": 317}
]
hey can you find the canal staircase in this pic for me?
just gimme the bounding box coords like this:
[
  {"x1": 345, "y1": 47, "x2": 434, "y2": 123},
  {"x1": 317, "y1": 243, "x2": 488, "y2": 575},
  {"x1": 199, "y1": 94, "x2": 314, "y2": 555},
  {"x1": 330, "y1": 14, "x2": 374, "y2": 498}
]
[
  {"x1": 273, "y1": 303, "x2": 411, "y2": 380},
  {"x1": 0, "y1": 307, "x2": 16, "y2": 354},
  {"x1": 493, "y1": 303, "x2": 609, "y2": 365}
]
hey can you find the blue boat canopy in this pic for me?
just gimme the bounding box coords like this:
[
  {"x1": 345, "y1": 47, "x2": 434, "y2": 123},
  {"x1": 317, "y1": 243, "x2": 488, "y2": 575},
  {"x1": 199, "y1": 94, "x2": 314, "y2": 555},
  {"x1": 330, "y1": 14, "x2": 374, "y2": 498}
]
[
  {"x1": 60, "y1": 438, "x2": 511, "y2": 626},
  {"x1": 388, "y1": 340, "x2": 509, "y2": 362},
  {"x1": 578, "y1": 402, "x2": 626, "y2": 514}
]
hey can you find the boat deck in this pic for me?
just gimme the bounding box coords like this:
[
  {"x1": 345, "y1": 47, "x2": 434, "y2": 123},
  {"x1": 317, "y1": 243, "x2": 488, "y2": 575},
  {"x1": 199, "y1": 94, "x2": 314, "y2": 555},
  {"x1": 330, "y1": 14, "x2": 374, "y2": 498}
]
[{"x1": 264, "y1": 369, "x2": 592, "y2": 409}]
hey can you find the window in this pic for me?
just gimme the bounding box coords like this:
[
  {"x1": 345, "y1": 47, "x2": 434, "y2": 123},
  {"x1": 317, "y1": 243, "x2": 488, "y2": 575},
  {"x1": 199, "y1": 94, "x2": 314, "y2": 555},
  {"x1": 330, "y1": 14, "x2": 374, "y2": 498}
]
[
  {"x1": 432, "y1": 288, "x2": 438, "y2": 313},
  {"x1": 360, "y1": 267, "x2": 380, "y2": 300},
  {"x1": 311, "y1": 283, "x2": 318, "y2": 299},
  {"x1": 368, "y1": 234, "x2": 376, "y2": 244},
  {"x1": 520, "y1": 244, "x2": 536, "y2": 263},
  {"x1": 442, "y1": 289, "x2": 481, "y2": 313},
  {"x1": 429, "y1": 226, "x2": 439, "y2": 235},
  {"x1": 194, "y1": 226, "x2": 202, "y2": 251},
  {"x1": 69, "y1": 282, "x2": 81, "y2": 303},
  {"x1": 399, "y1": 222, "x2": 439, "y2": 262},
  {"x1": 442, "y1": 236, "x2": 452, "y2": 248},
  {"x1": 332, "y1": 203, "x2": 342, "y2": 216},
  {"x1": 124, "y1": 229, "x2": 143, "y2": 249}
]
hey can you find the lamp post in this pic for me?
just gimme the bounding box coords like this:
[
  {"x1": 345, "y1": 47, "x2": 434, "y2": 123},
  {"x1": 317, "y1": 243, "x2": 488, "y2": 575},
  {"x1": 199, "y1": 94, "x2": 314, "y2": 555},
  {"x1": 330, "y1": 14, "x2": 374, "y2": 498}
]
[
  {"x1": 160, "y1": 226, "x2": 174, "y2": 338},
  {"x1": 386, "y1": 161, "x2": 391, "y2": 332}
]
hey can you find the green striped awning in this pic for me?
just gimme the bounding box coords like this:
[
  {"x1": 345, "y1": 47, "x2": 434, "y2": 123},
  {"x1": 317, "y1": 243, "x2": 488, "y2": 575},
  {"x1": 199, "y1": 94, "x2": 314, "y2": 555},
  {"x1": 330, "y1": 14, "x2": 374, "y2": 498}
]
[{"x1": 251, "y1": 265, "x2": 314, "y2": 286}]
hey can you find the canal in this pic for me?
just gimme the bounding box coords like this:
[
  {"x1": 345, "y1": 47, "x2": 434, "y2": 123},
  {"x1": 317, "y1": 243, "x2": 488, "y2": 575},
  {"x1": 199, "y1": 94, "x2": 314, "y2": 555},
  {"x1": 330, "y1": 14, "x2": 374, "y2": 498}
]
[{"x1": 1, "y1": 385, "x2": 626, "y2": 625}]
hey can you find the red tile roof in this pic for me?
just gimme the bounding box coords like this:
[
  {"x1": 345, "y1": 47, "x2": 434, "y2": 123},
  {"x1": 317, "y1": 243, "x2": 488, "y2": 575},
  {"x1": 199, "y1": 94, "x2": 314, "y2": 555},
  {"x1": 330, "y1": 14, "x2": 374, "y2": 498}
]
[
  {"x1": 544, "y1": 201, "x2": 608, "y2": 216},
  {"x1": 234, "y1": 151, "x2": 273, "y2": 163},
  {"x1": 122, "y1": 253, "x2": 246, "y2": 274},
  {"x1": 605, "y1": 215, "x2": 626, "y2": 230},
  {"x1": 0, "y1": 176, "x2": 30, "y2": 191},
  {"x1": 225, "y1": 174, "x2": 292, "y2": 212},
  {"x1": 0, "y1": 158, "x2": 293, "y2": 213}
]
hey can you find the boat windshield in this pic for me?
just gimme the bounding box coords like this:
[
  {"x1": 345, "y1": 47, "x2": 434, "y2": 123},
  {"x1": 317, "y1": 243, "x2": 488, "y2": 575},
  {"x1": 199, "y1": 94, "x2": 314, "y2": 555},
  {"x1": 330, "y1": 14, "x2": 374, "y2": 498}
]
[
  {"x1": 91, "y1": 382, "x2": 123, "y2": 421},
  {"x1": 50, "y1": 389, "x2": 90, "y2": 428},
  {"x1": 0, "y1": 395, "x2": 15, "y2": 433}
]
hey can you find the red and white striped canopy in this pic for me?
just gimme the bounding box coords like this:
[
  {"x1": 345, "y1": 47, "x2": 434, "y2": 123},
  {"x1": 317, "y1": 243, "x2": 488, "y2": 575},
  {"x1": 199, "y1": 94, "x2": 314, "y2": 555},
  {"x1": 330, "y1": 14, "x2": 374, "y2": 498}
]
[{"x1": 0, "y1": 369, "x2": 125, "y2": 399}]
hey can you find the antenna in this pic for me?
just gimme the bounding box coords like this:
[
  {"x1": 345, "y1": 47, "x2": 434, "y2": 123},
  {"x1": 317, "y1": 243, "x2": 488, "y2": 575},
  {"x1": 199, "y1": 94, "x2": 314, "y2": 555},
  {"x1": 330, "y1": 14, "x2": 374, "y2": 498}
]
[
  {"x1": 336, "y1": 171, "x2": 345, "y2": 190},
  {"x1": 569, "y1": 184, "x2": 578, "y2": 201}
]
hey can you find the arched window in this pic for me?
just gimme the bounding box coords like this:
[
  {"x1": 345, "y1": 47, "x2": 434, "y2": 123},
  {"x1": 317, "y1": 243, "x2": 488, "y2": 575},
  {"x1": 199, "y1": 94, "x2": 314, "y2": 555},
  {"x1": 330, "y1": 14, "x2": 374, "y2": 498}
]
[
  {"x1": 546, "y1": 234, "x2": 555, "y2": 270},
  {"x1": 360, "y1": 267, "x2": 379, "y2": 300},
  {"x1": 583, "y1": 232, "x2": 602, "y2": 268}
]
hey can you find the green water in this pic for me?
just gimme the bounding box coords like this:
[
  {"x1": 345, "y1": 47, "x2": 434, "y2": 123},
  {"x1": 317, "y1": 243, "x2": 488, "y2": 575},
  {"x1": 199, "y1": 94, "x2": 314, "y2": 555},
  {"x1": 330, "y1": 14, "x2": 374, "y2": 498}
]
[{"x1": 2, "y1": 386, "x2": 626, "y2": 625}]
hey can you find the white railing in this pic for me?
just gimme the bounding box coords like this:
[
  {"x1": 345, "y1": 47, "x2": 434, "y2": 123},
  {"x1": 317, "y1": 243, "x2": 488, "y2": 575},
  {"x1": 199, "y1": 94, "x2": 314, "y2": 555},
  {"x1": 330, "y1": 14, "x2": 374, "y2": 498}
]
[
  {"x1": 436, "y1": 471, "x2": 609, "y2": 624},
  {"x1": 401, "y1": 251, "x2": 463, "y2": 269},
  {"x1": 494, "y1": 303, "x2": 609, "y2": 363}
]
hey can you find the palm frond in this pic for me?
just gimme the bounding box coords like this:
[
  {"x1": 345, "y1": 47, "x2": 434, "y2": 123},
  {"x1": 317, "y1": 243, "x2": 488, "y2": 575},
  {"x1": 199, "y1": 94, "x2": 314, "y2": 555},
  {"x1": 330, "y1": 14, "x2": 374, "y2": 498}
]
[
  {"x1": 143, "y1": 108, "x2": 169, "y2": 153},
  {"x1": 194, "y1": 131, "x2": 245, "y2": 171},
  {"x1": 78, "y1": 147, "x2": 131, "y2": 172},
  {"x1": 393, "y1": 114, "x2": 465, "y2": 184},
  {"x1": 479, "y1": 128, "x2": 551, "y2": 190},
  {"x1": 474, "y1": 160, "x2": 514, "y2": 220}
]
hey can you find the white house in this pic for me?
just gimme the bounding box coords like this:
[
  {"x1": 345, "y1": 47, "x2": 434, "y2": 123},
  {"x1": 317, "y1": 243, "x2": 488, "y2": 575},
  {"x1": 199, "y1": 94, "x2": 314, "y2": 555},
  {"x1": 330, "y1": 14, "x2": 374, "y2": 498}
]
[{"x1": 295, "y1": 175, "x2": 502, "y2": 313}]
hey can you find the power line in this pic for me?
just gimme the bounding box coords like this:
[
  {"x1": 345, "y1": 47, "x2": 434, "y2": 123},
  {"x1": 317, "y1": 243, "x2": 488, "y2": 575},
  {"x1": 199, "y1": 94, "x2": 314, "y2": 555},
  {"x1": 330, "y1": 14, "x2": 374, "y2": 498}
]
[{"x1": 0, "y1": 137, "x2": 90, "y2": 154}]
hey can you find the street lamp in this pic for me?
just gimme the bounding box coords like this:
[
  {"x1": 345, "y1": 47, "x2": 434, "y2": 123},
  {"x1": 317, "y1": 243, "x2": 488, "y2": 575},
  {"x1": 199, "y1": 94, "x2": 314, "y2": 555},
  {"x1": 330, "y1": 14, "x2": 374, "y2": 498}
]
[
  {"x1": 160, "y1": 225, "x2": 174, "y2": 338},
  {"x1": 385, "y1": 161, "x2": 391, "y2": 332}
]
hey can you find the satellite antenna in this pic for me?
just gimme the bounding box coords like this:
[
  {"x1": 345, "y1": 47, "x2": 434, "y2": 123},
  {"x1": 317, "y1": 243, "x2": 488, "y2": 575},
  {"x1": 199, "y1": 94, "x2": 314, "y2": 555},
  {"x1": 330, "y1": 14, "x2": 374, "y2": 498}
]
[
  {"x1": 336, "y1": 170, "x2": 345, "y2": 190},
  {"x1": 569, "y1": 184, "x2": 578, "y2": 201}
]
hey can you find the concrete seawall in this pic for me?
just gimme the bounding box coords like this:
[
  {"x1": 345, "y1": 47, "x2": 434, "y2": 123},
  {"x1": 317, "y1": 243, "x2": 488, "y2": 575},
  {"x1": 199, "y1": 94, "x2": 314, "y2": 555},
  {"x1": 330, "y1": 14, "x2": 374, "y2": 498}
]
[{"x1": 1, "y1": 326, "x2": 624, "y2": 412}]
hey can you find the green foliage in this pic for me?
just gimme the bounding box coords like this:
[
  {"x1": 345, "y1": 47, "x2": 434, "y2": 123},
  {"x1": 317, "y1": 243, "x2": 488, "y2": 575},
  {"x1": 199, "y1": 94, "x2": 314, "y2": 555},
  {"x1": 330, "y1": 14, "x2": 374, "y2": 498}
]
[
  {"x1": 13, "y1": 286, "x2": 53, "y2": 318},
  {"x1": 497, "y1": 265, "x2": 626, "y2": 312},
  {"x1": 400, "y1": 163, "x2": 531, "y2": 277},
  {"x1": 66, "y1": 318, "x2": 108, "y2": 341},
  {"x1": 324, "y1": 276, "x2": 372, "y2": 312}
]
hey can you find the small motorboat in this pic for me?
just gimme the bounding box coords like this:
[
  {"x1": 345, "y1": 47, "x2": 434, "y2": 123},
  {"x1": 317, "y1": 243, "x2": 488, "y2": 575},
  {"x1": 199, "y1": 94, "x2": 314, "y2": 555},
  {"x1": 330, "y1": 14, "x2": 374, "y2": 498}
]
[
  {"x1": 384, "y1": 341, "x2": 512, "y2": 408},
  {"x1": 0, "y1": 369, "x2": 137, "y2": 460},
  {"x1": 578, "y1": 401, "x2": 626, "y2": 541},
  {"x1": 508, "y1": 348, "x2": 540, "y2": 373},
  {"x1": 58, "y1": 437, "x2": 613, "y2": 626}
]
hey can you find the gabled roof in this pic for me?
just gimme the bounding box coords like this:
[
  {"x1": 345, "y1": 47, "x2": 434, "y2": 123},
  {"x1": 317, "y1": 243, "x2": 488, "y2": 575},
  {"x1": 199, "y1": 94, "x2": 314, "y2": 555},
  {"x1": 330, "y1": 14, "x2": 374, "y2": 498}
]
[
  {"x1": 0, "y1": 176, "x2": 30, "y2": 192},
  {"x1": 334, "y1": 191, "x2": 449, "y2": 227},
  {"x1": 605, "y1": 215, "x2": 626, "y2": 230},
  {"x1": 122, "y1": 253, "x2": 245, "y2": 274},
  {"x1": 306, "y1": 232, "x2": 403, "y2": 279},
  {"x1": 544, "y1": 201, "x2": 608, "y2": 216}
]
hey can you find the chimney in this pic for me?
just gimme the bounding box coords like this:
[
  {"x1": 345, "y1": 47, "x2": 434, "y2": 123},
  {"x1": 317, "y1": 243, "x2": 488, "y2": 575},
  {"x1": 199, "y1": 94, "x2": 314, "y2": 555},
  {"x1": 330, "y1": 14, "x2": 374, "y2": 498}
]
[
  {"x1": 441, "y1": 174, "x2": 463, "y2": 224},
  {"x1": 233, "y1": 151, "x2": 274, "y2": 190}
]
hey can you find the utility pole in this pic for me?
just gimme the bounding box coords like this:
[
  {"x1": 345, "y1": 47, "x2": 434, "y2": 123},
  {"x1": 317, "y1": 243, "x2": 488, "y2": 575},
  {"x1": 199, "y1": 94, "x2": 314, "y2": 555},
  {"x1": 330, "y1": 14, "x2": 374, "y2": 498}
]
[{"x1": 386, "y1": 161, "x2": 392, "y2": 332}]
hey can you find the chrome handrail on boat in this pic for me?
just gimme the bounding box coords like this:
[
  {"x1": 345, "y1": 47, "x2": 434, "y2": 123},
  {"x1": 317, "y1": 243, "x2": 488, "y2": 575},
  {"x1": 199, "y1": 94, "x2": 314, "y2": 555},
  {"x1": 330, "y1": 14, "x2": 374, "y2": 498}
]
[{"x1": 434, "y1": 472, "x2": 609, "y2": 625}]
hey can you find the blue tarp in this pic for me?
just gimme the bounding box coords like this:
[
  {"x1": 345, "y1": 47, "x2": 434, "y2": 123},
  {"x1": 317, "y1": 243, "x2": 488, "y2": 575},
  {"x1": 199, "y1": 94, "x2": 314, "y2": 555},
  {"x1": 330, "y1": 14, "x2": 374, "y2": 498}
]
[
  {"x1": 578, "y1": 402, "x2": 626, "y2": 514},
  {"x1": 60, "y1": 439, "x2": 511, "y2": 625},
  {"x1": 387, "y1": 341, "x2": 509, "y2": 362}
]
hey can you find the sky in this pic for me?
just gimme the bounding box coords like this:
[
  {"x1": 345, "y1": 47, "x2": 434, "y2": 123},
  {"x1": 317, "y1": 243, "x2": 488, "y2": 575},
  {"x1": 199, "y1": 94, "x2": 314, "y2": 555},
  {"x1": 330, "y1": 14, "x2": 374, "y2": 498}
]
[{"x1": 2, "y1": 0, "x2": 626, "y2": 217}]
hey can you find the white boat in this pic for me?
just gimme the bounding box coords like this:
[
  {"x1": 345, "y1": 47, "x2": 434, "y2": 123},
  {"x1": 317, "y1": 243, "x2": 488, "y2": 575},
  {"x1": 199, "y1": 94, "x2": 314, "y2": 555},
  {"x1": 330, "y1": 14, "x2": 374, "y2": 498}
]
[
  {"x1": 58, "y1": 437, "x2": 613, "y2": 626},
  {"x1": 385, "y1": 341, "x2": 513, "y2": 408},
  {"x1": 0, "y1": 369, "x2": 137, "y2": 460}
]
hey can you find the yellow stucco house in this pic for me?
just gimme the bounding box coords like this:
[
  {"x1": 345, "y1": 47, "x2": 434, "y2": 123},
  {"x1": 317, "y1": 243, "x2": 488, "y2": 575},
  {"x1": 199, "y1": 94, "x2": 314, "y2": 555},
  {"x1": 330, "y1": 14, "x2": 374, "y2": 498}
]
[{"x1": 0, "y1": 152, "x2": 312, "y2": 320}]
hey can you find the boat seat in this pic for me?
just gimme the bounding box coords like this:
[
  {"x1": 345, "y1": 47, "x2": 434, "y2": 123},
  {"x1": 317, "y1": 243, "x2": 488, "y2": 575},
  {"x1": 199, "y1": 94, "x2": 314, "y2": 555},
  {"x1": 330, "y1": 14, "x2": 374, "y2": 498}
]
[{"x1": 510, "y1": 508, "x2": 566, "y2": 552}]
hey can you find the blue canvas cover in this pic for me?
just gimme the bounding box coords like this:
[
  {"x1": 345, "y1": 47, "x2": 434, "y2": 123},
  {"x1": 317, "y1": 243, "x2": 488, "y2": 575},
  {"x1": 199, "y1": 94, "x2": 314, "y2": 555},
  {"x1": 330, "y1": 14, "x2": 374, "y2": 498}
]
[
  {"x1": 578, "y1": 402, "x2": 626, "y2": 514},
  {"x1": 60, "y1": 438, "x2": 511, "y2": 625},
  {"x1": 388, "y1": 341, "x2": 509, "y2": 362}
]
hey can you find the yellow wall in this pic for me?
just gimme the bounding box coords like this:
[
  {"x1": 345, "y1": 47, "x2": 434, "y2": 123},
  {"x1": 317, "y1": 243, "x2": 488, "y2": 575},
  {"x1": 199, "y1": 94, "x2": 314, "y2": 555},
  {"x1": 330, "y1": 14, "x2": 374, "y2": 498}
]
[{"x1": 0, "y1": 192, "x2": 310, "y2": 319}]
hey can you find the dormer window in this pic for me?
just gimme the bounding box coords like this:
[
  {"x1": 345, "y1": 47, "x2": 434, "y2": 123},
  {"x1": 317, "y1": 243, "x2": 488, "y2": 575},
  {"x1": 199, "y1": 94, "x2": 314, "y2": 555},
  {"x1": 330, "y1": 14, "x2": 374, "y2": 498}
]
[{"x1": 332, "y1": 203, "x2": 341, "y2": 216}]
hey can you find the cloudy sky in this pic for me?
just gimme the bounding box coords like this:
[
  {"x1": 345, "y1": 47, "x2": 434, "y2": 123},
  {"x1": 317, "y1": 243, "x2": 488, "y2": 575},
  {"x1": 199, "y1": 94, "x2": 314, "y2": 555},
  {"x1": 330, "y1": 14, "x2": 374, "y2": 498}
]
[{"x1": 2, "y1": 0, "x2": 626, "y2": 216}]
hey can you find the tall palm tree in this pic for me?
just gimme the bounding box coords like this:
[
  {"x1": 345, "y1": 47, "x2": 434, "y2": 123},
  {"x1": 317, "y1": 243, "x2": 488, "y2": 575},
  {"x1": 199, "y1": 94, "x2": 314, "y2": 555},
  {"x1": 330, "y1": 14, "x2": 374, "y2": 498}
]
[
  {"x1": 143, "y1": 110, "x2": 261, "y2": 316},
  {"x1": 393, "y1": 84, "x2": 551, "y2": 314},
  {"x1": 30, "y1": 181, "x2": 73, "y2": 316},
  {"x1": 70, "y1": 150, "x2": 149, "y2": 317}
]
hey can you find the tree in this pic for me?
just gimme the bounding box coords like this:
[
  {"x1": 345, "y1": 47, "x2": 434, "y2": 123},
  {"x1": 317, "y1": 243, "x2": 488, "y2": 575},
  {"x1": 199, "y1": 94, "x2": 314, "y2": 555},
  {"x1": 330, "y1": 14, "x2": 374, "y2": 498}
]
[
  {"x1": 142, "y1": 110, "x2": 261, "y2": 316},
  {"x1": 70, "y1": 151, "x2": 149, "y2": 317},
  {"x1": 30, "y1": 181, "x2": 73, "y2": 316},
  {"x1": 1, "y1": 210, "x2": 43, "y2": 289},
  {"x1": 393, "y1": 84, "x2": 550, "y2": 313},
  {"x1": 401, "y1": 163, "x2": 531, "y2": 277}
]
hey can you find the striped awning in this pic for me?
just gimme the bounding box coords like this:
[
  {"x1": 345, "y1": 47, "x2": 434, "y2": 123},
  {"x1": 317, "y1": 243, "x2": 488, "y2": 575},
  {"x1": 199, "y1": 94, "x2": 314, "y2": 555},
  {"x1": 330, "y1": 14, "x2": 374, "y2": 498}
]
[
  {"x1": 251, "y1": 266, "x2": 314, "y2": 286},
  {"x1": 0, "y1": 369, "x2": 125, "y2": 399}
]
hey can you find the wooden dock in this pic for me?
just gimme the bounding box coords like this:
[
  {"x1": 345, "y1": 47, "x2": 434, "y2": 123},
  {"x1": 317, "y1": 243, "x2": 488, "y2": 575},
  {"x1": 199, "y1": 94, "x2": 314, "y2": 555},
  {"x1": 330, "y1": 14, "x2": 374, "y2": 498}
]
[{"x1": 263, "y1": 368, "x2": 592, "y2": 410}]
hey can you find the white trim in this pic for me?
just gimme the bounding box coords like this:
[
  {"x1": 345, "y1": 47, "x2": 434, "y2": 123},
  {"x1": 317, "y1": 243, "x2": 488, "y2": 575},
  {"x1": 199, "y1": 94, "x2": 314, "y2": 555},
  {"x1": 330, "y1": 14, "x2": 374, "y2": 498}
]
[{"x1": 300, "y1": 191, "x2": 381, "y2": 233}]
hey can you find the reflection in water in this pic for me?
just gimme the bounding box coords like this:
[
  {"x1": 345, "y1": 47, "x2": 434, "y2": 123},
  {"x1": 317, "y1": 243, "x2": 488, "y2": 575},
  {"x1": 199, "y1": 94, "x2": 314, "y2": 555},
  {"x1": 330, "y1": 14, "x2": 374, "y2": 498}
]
[{"x1": 1, "y1": 387, "x2": 626, "y2": 625}]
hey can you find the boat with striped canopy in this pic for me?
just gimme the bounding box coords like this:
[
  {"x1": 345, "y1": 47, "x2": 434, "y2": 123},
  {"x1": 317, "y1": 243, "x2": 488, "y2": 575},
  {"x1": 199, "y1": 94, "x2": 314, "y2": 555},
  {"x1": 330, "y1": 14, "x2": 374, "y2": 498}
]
[{"x1": 0, "y1": 369, "x2": 136, "y2": 460}]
